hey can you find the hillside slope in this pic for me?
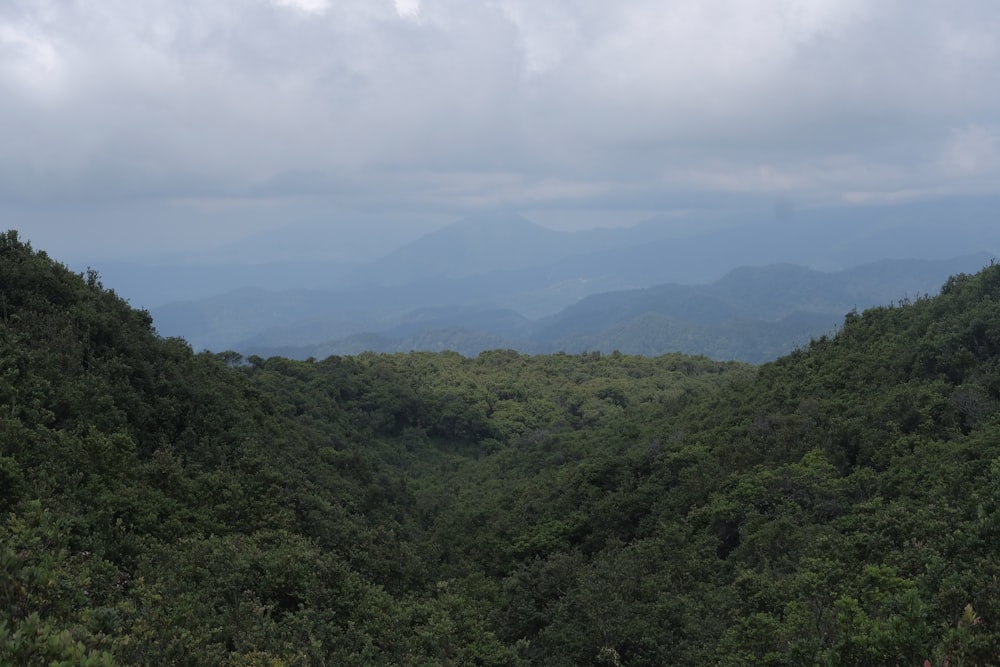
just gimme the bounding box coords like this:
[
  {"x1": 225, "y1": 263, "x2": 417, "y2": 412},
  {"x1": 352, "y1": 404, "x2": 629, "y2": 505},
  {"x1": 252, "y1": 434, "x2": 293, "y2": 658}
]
[{"x1": 5, "y1": 230, "x2": 1000, "y2": 665}]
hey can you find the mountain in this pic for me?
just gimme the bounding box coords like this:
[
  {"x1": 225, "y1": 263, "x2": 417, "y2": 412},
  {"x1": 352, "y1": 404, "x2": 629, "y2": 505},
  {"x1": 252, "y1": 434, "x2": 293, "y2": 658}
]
[
  {"x1": 151, "y1": 272, "x2": 548, "y2": 351},
  {"x1": 339, "y1": 211, "x2": 707, "y2": 288},
  {"x1": 239, "y1": 306, "x2": 533, "y2": 358},
  {"x1": 142, "y1": 198, "x2": 1000, "y2": 354},
  {"x1": 8, "y1": 228, "x2": 1000, "y2": 664},
  {"x1": 66, "y1": 196, "x2": 1000, "y2": 320},
  {"x1": 534, "y1": 255, "x2": 991, "y2": 340},
  {"x1": 242, "y1": 255, "x2": 993, "y2": 363},
  {"x1": 71, "y1": 259, "x2": 358, "y2": 311},
  {"x1": 343, "y1": 212, "x2": 567, "y2": 286},
  {"x1": 345, "y1": 197, "x2": 1000, "y2": 292}
]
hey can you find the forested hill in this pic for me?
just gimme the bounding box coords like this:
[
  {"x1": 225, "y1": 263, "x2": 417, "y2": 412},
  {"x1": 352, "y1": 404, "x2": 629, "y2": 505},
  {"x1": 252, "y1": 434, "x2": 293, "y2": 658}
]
[{"x1": 3, "y1": 228, "x2": 1000, "y2": 665}]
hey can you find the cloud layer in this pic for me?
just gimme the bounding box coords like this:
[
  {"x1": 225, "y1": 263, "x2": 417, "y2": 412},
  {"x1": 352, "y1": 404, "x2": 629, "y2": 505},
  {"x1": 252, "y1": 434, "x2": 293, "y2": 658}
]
[{"x1": 1, "y1": 0, "x2": 999, "y2": 257}]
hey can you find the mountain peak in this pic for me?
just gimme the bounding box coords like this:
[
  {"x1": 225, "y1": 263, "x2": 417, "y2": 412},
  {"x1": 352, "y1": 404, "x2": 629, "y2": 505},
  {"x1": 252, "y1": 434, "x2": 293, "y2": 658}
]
[{"x1": 344, "y1": 213, "x2": 566, "y2": 286}]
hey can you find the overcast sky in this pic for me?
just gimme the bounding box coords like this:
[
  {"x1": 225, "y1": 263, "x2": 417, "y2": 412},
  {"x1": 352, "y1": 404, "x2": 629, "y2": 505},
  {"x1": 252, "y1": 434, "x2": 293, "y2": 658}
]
[{"x1": 2, "y1": 0, "x2": 999, "y2": 263}]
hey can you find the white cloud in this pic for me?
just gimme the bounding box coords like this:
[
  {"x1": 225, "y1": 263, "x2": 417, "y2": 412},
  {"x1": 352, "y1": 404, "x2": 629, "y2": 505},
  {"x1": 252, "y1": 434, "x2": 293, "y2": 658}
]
[
  {"x1": 270, "y1": 0, "x2": 330, "y2": 16},
  {"x1": 0, "y1": 20, "x2": 64, "y2": 97},
  {"x1": 394, "y1": 0, "x2": 420, "y2": 20},
  {"x1": 1, "y1": 0, "x2": 1000, "y2": 259},
  {"x1": 493, "y1": 1, "x2": 584, "y2": 75}
]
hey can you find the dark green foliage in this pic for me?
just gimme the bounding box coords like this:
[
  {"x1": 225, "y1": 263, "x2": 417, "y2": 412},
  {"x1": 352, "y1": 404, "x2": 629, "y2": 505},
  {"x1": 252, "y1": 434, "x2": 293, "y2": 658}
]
[{"x1": 5, "y1": 229, "x2": 1000, "y2": 664}]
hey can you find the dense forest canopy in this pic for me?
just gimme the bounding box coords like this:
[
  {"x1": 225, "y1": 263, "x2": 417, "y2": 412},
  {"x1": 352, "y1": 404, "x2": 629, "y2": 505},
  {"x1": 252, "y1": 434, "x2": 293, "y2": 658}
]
[{"x1": 2, "y1": 228, "x2": 1000, "y2": 665}]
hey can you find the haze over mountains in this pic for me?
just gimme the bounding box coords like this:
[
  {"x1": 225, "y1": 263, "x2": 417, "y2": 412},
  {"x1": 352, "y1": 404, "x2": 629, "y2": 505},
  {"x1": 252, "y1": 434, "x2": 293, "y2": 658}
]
[
  {"x1": 221, "y1": 257, "x2": 990, "y2": 364},
  {"x1": 84, "y1": 203, "x2": 995, "y2": 364},
  {"x1": 5, "y1": 2, "x2": 999, "y2": 660}
]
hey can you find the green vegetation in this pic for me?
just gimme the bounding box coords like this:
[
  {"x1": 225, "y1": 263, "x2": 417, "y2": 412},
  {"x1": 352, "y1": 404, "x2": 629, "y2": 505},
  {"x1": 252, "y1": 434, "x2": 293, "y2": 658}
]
[{"x1": 3, "y1": 229, "x2": 1000, "y2": 664}]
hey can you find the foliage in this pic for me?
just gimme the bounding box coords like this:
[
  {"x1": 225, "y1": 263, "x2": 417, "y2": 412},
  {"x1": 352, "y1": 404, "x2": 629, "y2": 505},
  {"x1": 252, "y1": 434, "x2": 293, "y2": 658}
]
[{"x1": 4, "y1": 229, "x2": 1000, "y2": 664}]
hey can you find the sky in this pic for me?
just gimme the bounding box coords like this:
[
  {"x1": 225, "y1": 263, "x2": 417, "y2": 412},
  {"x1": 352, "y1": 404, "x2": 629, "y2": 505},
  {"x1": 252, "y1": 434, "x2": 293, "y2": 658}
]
[{"x1": 1, "y1": 0, "x2": 999, "y2": 264}]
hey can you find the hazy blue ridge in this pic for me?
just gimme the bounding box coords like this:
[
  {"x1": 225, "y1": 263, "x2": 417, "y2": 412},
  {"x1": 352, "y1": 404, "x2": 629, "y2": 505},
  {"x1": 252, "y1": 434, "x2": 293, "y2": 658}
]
[
  {"x1": 237, "y1": 254, "x2": 993, "y2": 364},
  {"x1": 138, "y1": 210, "x2": 998, "y2": 357}
]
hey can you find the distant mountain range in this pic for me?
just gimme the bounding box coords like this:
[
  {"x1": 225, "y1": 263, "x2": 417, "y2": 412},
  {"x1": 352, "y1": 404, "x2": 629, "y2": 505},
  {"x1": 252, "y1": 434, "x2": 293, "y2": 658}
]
[
  {"x1": 161, "y1": 255, "x2": 990, "y2": 364},
  {"x1": 133, "y1": 204, "x2": 1000, "y2": 363},
  {"x1": 84, "y1": 197, "x2": 1000, "y2": 310}
]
